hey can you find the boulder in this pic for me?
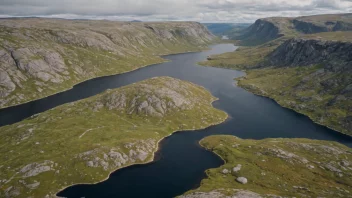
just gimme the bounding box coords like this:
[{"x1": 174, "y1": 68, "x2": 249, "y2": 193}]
[
  {"x1": 221, "y1": 169, "x2": 230, "y2": 174},
  {"x1": 233, "y1": 164, "x2": 242, "y2": 172},
  {"x1": 236, "y1": 177, "x2": 248, "y2": 184}
]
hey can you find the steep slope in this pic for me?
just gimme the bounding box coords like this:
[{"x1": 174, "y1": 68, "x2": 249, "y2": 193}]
[
  {"x1": 238, "y1": 35, "x2": 352, "y2": 135},
  {"x1": 234, "y1": 13, "x2": 352, "y2": 45},
  {"x1": 0, "y1": 77, "x2": 227, "y2": 198},
  {"x1": 0, "y1": 18, "x2": 215, "y2": 108},
  {"x1": 235, "y1": 17, "x2": 292, "y2": 45},
  {"x1": 202, "y1": 30, "x2": 352, "y2": 135},
  {"x1": 181, "y1": 135, "x2": 352, "y2": 198},
  {"x1": 293, "y1": 14, "x2": 352, "y2": 33}
]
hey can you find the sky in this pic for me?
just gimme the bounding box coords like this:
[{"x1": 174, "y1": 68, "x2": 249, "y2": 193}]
[{"x1": 0, "y1": 0, "x2": 351, "y2": 23}]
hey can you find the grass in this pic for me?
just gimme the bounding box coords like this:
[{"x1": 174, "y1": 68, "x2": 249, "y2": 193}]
[
  {"x1": 199, "y1": 36, "x2": 288, "y2": 70},
  {"x1": 301, "y1": 31, "x2": 352, "y2": 42},
  {"x1": 182, "y1": 135, "x2": 352, "y2": 197},
  {"x1": 237, "y1": 66, "x2": 352, "y2": 136},
  {"x1": 199, "y1": 29, "x2": 352, "y2": 136},
  {"x1": 0, "y1": 20, "x2": 215, "y2": 109},
  {"x1": 0, "y1": 77, "x2": 228, "y2": 197}
]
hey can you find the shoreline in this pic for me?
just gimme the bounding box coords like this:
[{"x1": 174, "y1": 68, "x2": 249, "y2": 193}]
[
  {"x1": 235, "y1": 75, "x2": 352, "y2": 138},
  {"x1": 199, "y1": 61, "x2": 352, "y2": 138},
  {"x1": 56, "y1": 96, "x2": 229, "y2": 197},
  {"x1": 0, "y1": 46, "x2": 212, "y2": 111}
]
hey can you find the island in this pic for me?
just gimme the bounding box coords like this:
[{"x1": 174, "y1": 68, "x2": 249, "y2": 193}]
[{"x1": 0, "y1": 77, "x2": 227, "y2": 197}]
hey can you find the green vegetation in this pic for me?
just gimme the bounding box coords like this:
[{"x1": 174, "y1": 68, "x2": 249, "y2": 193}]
[
  {"x1": 301, "y1": 31, "x2": 352, "y2": 42},
  {"x1": 182, "y1": 135, "x2": 352, "y2": 197},
  {"x1": 200, "y1": 14, "x2": 352, "y2": 136},
  {"x1": 0, "y1": 77, "x2": 227, "y2": 197},
  {"x1": 237, "y1": 66, "x2": 352, "y2": 136},
  {"x1": 199, "y1": 37, "x2": 286, "y2": 69},
  {"x1": 0, "y1": 19, "x2": 216, "y2": 108}
]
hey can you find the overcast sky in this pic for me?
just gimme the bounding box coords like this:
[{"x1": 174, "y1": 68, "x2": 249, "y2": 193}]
[{"x1": 0, "y1": 0, "x2": 351, "y2": 23}]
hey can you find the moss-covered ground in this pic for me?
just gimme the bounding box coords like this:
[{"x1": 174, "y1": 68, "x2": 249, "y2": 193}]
[
  {"x1": 182, "y1": 135, "x2": 352, "y2": 197},
  {"x1": 0, "y1": 77, "x2": 227, "y2": 197}
]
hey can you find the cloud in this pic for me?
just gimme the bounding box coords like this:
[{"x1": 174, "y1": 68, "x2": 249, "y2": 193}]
[{"x1": 0, "y1": 0, "x2": 351, "y2": 22}]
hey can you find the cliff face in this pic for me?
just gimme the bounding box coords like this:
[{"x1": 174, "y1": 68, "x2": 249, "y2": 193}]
[
  {"x1": 239, "y1": 38, "x2": 352, "y2": 134},
  {"x1": 0, "y1": 18, "x2": 215, "y2": 108},
  {"x1": 234, "y1": 19, "x2": 282, "y2": 45},
  {"x1": 266, "y1": 38, "x2": 352, "y2": 72},
  {"x1": 235, "y1": 13, "x2": 352, "y2": 46},
  {"x1": 293, "y1": 14, "x2": 352, "y2": 33}
]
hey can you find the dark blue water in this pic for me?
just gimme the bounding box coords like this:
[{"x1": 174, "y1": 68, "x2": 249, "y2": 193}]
[{"x1": 1, "y1": 44, "x2": 351, "y2": 198}]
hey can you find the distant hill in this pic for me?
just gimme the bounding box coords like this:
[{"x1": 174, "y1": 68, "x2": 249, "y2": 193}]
[
  {"x1": 203, "y1": 23, "x2": 250, "y2": 36},
  {"x1": 235, "y1": 13, "x2": 352, "y2": 45}
]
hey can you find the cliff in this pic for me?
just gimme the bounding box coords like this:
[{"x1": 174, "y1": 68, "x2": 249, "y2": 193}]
[
  {"x1": 293, "y1": 13, "x2": 352, "y2": 34},
  {"x1": 266, "y1": 38, "x2": 352, "y2": 71},
  {"x1": 237, "y1": 37, "x2": 352, "y2": 135},
  {"x1": 234, "y1": 18, "x2": 285, "y2": 45},
  {"x1": 234, "y1": 13, "x2": 352, "y2": 45},
  {"x1": 0, "y1": 18, "x2": 215, "y2": 108}
]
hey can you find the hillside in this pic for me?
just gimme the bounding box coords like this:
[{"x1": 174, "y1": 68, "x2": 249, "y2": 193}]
[
  {"x1": 181, "y1": 135, "x2": 352, "y2": 198},
  {"x1": 234, "y1": 13, "x2": 352, "y2": 45},
  {"x1": 0, "y1": 77, "x2": 227, "y2": 197},
  {"x1": 0, "y1": 18, "x2": 215, "y2": 109},
  {"x1": 203, "y1": 31, "x2": 352, "y2": 136}
]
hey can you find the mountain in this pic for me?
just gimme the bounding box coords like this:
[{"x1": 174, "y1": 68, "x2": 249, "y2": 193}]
[
  {"x1": 235, "y1": 13, "x2": 352, "y2": 45},
  {"x1": 202, "y1": 14, "x2": 352, "y2": 136},
  {"x1": 0, "y1": 18, "x2": 215, "y2": 109}
]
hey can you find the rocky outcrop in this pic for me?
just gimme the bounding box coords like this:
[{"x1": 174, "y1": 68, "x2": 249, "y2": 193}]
[
  {"x1": 293, "y1": 13, "x2": 352, "y2": 34},
  {"x1": 186, "y1": 135, "x2": 352, "y2": 197},
  {"x1": 242, "y1": 38, "x2": 352, "y2": 135},
  {"x1": 265, "y1": 38, "x2": 352, "y2": 71},
  {"x1": 0, "y1": 18, "x2": 215, "y2": 108},
  {"x1": 179, "y1": 189, "x2": 262, "y2": 198},
  {"x1": 92, "y1": 77, "x2": 210, "y2": 117},
  {"x1": 234, "y1": 19, "x2": 282, "y2": 45},
  {"x1": 235, "y1": 13, "x2": 352, "y2": 46},
  {"x1": 0, "y1": 77, "x2": 227, "y2": 198}
]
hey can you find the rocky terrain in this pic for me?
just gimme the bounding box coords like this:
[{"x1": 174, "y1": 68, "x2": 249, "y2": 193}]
[
  {"x1": 201, "y1": 14, "x2": 352, "y2": 136},
  {"x1": 0, "y1": 77, "x2": 227, "y2": 198},
  {"x1": 181, "y1": 135, "x2": 352, "y2": 198},
  {"x1": 232, "y1": 13, "x2": 352, "y2": 45},
  {"x1": 0, "y1": 18, "x2": 216, "y2": 108},
  {"x1": 236, "y1": 35, "x2": 352, "y2": 135}
]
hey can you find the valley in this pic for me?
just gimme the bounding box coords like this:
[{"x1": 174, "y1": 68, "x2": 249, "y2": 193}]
[{"x1": 0, "y1": 13, "x2": 351, "y2": 198}]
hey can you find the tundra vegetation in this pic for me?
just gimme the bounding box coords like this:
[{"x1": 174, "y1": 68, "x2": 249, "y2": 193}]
[
  {"x1": 0, "y1": 77, "x2": 227, "y2": 197},
  {"x1": 201, "y1": 13, "x2": 352, "y2": 136},
  {"x1": 181, "y1": 135, "x2": 352, "y2": 198},
  {"x1": 0, "y1": 18, "x2": 216, "y2": 108}
]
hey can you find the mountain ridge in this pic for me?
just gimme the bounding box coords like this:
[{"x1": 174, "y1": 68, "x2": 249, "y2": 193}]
[{"x1": 0, "y1": 18, "x2": 216, "y2": 109}]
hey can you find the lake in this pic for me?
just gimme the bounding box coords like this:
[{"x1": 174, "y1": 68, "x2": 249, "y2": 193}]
[{"x1": 1, "y1": 44, "x2": 351, "y2": 198}]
